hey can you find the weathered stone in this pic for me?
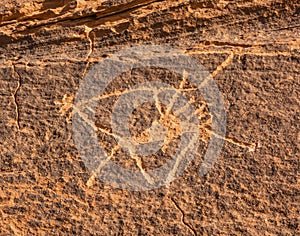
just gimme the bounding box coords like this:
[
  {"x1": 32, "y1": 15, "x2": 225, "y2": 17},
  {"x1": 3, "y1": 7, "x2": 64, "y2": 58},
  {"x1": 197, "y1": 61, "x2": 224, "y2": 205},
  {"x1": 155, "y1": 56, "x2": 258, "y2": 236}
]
[{"x1": 0, "y1": 0, "x2": 299, "y2": 235}]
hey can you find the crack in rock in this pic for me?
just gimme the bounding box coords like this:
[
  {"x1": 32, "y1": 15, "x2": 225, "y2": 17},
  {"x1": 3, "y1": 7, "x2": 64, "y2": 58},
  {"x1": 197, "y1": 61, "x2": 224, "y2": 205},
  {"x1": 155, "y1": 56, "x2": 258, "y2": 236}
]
[
  {"x1": 11, "y1": 64, "x2": 21, "y2": 130},
  {"x1": 171, "y1": 197, "x2": 197, "y2": 236}
]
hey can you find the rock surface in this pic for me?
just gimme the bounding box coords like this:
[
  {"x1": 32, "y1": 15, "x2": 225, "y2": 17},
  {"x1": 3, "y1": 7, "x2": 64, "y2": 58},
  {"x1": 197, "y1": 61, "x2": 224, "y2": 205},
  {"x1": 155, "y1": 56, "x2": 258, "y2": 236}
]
[{"x1": 0, "y1": 0, "x2": 299, "y2": 235}]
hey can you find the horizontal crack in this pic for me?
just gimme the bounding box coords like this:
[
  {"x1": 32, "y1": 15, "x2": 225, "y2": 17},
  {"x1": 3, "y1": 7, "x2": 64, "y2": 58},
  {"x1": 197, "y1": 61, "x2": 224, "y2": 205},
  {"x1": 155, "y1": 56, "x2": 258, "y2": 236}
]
[
  {"x1": 266, "y1": 24, "x2": 300, "y2": 32},
  {"x1": 199, "y1": 40, "x2": 260, "y2": 48}
]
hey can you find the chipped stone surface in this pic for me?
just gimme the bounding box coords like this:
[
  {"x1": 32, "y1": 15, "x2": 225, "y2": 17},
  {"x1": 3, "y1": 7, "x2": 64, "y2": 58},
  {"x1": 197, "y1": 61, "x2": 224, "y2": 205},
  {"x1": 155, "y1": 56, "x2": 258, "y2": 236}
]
[{"x1": 0, "y1": 0, "x2": 299, "y2": 235}]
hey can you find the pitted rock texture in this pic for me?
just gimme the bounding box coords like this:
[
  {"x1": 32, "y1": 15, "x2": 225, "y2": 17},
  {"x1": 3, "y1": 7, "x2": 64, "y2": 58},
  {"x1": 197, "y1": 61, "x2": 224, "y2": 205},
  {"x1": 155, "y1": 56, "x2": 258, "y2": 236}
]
[{"x1": 0, "y1": 0, "x2": 299, "y2": 235}]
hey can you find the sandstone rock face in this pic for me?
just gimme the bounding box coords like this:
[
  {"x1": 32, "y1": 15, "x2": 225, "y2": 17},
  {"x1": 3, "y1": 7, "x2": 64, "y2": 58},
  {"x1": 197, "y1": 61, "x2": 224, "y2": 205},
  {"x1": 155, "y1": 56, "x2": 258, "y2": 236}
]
[{"x1": 0, "y1": 0, "x2": 299, "y2": 235}]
